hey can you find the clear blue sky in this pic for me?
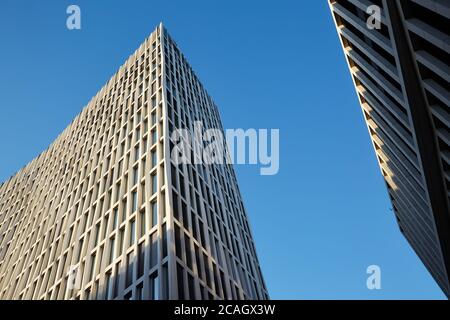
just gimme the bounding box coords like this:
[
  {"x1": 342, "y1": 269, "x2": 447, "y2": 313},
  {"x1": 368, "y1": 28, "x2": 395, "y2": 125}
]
[{"x1": 0, "y1": 0, "x2": 445, "y2": 299}]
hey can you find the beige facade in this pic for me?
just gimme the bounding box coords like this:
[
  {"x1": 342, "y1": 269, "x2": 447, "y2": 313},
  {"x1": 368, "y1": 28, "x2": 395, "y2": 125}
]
[{"x1": 0, "y1": 23, "x2": 268, "y2": 300}]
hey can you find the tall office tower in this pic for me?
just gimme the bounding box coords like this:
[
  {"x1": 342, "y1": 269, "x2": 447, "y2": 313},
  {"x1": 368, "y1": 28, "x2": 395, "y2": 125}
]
[
  {"x1": 0, "y1": 23, "x2": 268, "y2": 300},
  {"x1": 329, "y1": 0, "x2": 450, "y2": 297}
]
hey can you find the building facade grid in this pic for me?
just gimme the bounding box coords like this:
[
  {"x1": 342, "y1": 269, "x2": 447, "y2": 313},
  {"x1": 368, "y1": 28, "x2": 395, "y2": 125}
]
[
  {"x1": 0, "y1": 23, "x2": 268, "y2": 300},
  {"x1": 329, "y1": 0, "x2": 450, "y2": 297}
]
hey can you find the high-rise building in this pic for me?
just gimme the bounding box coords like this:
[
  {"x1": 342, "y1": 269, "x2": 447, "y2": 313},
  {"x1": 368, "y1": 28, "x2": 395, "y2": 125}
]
[
  {"x1": 0, "y1": 23, "x2": 268, "y2": 300},
  {"x1": 329, "y1": 0, "x2": 450, "y2": 297}
]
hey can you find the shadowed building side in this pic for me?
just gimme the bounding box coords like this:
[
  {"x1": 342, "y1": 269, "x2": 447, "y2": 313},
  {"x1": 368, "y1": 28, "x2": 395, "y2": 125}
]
[{"x1": 329, "y1": 0, "x2": 450, "y2": 298}]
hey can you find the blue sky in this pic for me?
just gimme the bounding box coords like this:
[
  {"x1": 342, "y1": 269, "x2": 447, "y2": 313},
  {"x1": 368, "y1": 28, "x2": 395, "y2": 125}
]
[{"x1": 0, "y1": 0, "x2": 445, "y2": 299}]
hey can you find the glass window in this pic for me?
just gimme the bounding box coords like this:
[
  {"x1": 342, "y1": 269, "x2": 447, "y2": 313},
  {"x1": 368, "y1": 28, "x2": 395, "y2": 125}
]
[
  {"x1": 151, "y1": 129, "x2": 157, "y2": 145},
  {"x1": 129, "y1": 219, "x2": 136, "y2": 246},
  {"x1": 138, "y1": 243, "x2": 145, "y2": 278},
  {"x1": 134, "y1": 146, "x2": 140, "y2": 161},
  {"x1": 162, "y1": 263, "x2": 169, "y2": 300},
  {"x1": 136, "y1": 283, "x2": 144, "y2": 301},
  {"x1": 188, "y1": 274, "x2": 196, "y2": 299},
  {"x1": 105, "y1": 273, "x2": 112, "y2": 300},
  {"x1": 176, "y1": 264, "x2": 184, "y2": 300},
  {"x1": 151, "y1": 149, "x2": 157, "y2": 167},
  {"x1": 143, "y1": 138, "x2": 147, "y2": 153},
  {"x1": 132, "y1": 166, "x2": 139, "y2": 185},
  {"x1": 113, "y1": 207, "x2": 119, "y2": 229},
  {"x1": 89, "y1": 254, "x2": 96, "y2": 281},
  {"x1": 151, "y1": 174, "x2": 157, "y2": 195},
  {"x1": 132, "y1": 191, "x2": 138, "y2": 212},
  {"x1": 136, "y1": 127, "x2": 141, "y2": 141},
  {"x1": 162, "y1": 223, "x2": 168, "y2": 258},
  {"x1": 150, "y1": 272, "x2": 159, "y2": 300},
  {"x1": 172, "y1": 192, "x2": 179, "y2": 220},
  {"x1": 144, "y1": 119, "x2": 148, "y2": 132},
  {"x1": 109, "y1": 237, "x2": 115, "y2": 264},
  {"x1": 174, "y1": 224, "x2": 182, "y2": 259},
  {"x1": 151, "y1": 201, "x2": 157, "y2": 227},
  {"x1": 117, "y1": 160, "x2": 123, "y2": 179},
  {"x1": 94, "y1": 224, "x2": 100, "y2": 247},
  {"x1": 126, "y1": 252, "x2": 134, "y2": 288},
  {"x1": 140, "y1": 209, "x2": 146, "y2": 238},
  {"x1": 113, "y1": 262, "x2": 120, "y2": 298},
  {"x1": 118, "y1": 228, "x2": 124, "y2": 254},
  {"x1": 121, "y1": 199, "x2": 127, "y2": 223},
  {"x1": 149, "y1": 232, "x2": 158, "y2": 269},
  {"x1": 185, "y1": 233, "x2": 192, "y2": 269},
  {"x1": 141, "y1": 159, "x2": 146, "y2": 178}
]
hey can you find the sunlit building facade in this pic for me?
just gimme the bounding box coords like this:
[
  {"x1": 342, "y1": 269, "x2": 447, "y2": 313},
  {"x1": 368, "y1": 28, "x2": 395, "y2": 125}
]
[{"x1": 0, "y1": 23, "x2": 268, "y2": 300}]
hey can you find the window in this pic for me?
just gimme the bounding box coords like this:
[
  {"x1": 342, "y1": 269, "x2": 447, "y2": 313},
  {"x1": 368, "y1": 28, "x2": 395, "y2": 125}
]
[
  {"x1": 118, "y1": 228, "x2": 125, "y2": 254},
  {"x1": 136, "y1": 127, "x2": 141, "y2": 140},
  {"x1": 121, "y1": 199, "x2": 127, "y2": 223},
  {"x1": 102, "y1": 215, "x2": 109, "y2": 239},
  {"x1": 105, "y1": 272, "x2": 112, "y2": 300},
  {"x1": 126, "y1": 252, "x2": 134, "y2": 288},
  {"x1": 89, "y1": 254, "x2": 96, "y2": 281},
  {"x1": 151, "y1": 174, "x2": 157, "y2": 195},
  {"x1": 181, "y1": 203, "x2": 188, "y2": 230},
  {"x1": 132, "y1": 191, "x2": 138, "y2": 212},
  {"x1": 151, "y1": 149, "x2": 157, "y2": 167},
  {"x1": 117, "y1": 160, "x2": 123, "y2": 179},
  {"x1": 162, "y1": 263, "x2": 169, "y2": 300},
  {"x1": 176, "y1": 264, "x2": 184, "y2": 300},
  {"x1": 161, "y1": 192, "x2": 166, "y2": 218},
  {"x1": 162, "y1": 224, "x2": 168, "y2": 258},
  {"x1": 120, "y1": 142, "x2": 125, "y2": 157},
  {"x1": 113, "y1": 262, "x2": 120, "y2": 298},
  {"x1": 114, "y1": 183, "x2": 120, "y2": 201},
  {"x1": 129, "y1": 219, "x2": 136, "y2": 246},
  {"x1": 149, "y1": 232, "x2": 158, "y2": 269},
  {"x1": 188, "y1": 274, "x2": 196, "y2": 299},
  {"x1": 132, "y1": 166, "x2": 139, "y2": 185},
  {"x1": 113, "y1": 207, "x2": 119, "y2": 229},
  {"x1": 204, "y1": 253, "x2": 211, "y2": 287},
  {"x1": 179, "y1": 175, "x2": 185, "y2": 198},
  {"x1": 94, "y1": 223, "x2": 100, "y2": 247},
  {"x1": 174, "y1": 225, "x2": 182, "y2": 259},
  {"x1": 140, "y1": 182, "x2": 146, "y2": 205},
  {"x1": 185, "y1": 233, "x2": 192, "y2": 270},
  {"x1": 194, "y1": 245, "x2": 203, "y2": 280},
  {"x1": 172, "y1": 193, "x2": 179, "y2": 220},
  {"x1": 151, "y1": 201, "x2": 157, "y2": 227},
  {"x1": 136, "y1": 283, "x2": 144, "y2": 301},
  {"x1": 134, "y1": 146, "x2": 140, "y2": 161},
  {"x1": 151, "y1": 129, "x2": 157, "y2": 145},
  {"x1": 109, "y1": 237, "x2": 116, "y2": 264},
  {"x1": 76, "y1": 238, "x2": 84, "y2": 261},
  {"x1": 140, "y1": 209, "x2": 146, "y2": 238},
  {"x1": 150, "y1": 272, "x2": 159, "y2": 300},
  {"x1": 143, "y1": 138, "x2": 147, "y2": 153},
  {"x1": 137, "y1": 243, "x2": 145, "y2": 278},
  {"x1": 141, "y1": 159, "x2": 146, "y2": 178}
]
